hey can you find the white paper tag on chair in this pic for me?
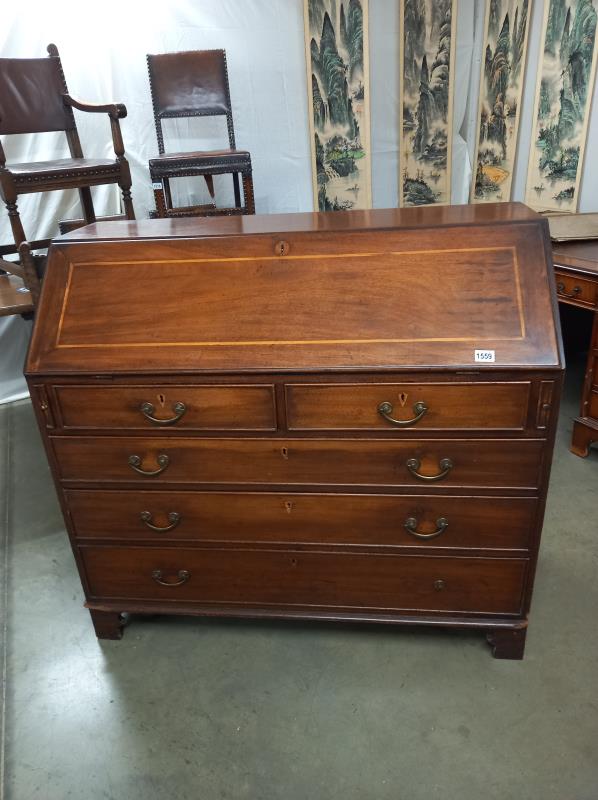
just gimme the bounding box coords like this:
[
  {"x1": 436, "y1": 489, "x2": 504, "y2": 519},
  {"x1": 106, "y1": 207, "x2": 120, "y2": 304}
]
[{"x1": 152, "y1": 182, "x2": 163, "y2": 190}]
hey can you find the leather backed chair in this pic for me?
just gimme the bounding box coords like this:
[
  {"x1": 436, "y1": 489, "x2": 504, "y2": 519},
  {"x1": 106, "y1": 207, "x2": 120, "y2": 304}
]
[
  {"x1": 0, "y1": 42, "x2": 135, "y2": 311},
  {"x1": 146, "y1": 49, "x2": 255, "y2": 218}
]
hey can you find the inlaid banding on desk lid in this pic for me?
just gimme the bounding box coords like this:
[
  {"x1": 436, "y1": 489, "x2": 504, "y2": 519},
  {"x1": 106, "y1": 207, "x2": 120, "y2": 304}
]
[{"x1": 56, "y1": 246, "x2": 523, "y2": 348}]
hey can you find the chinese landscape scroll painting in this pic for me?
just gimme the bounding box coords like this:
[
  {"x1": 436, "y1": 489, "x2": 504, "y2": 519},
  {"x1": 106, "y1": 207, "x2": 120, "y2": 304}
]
[
  {"x1": 525, "y1": 0, "x2": 598, "y2": 212},
  {"x1": 399, "y1": 0, "x2": 457, "y2": 206},
  {"x1": 472, "y1": 0, "x2": 531, "y2": 203},
  {"x1": 304, "y1": 0, "x2": 372, "y2": 211}
]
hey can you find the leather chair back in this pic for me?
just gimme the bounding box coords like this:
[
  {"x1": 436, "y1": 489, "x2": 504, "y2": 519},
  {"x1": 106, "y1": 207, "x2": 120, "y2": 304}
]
[
  {"x1": 0, "y1": 51, "x2": 75, "y2": 135},
  {"x1": 147, "y1": 50, "x2": 232, "y2": 118}
]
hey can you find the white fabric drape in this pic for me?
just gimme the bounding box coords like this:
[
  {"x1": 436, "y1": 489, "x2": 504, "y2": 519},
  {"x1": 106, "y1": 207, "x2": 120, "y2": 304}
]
[{"x1": 1, "y1": 0, "x2": 598, "y2": 402}]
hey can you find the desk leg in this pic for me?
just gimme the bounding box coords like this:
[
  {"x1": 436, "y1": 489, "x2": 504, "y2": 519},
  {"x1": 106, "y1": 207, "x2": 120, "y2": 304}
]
[
  {"x1": 486, "y1": 626, "x2": 527, "y2": 660},
  {"x1": 571, "y1": 311, "x2": 598, "y2": 457}
]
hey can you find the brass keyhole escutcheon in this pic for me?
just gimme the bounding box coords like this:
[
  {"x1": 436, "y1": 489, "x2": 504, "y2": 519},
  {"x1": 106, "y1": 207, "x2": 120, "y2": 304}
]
[
  {"x1": 274, "y1": 240, "x2": 290, "y2": 256},
  {"x1": 157, "y1": 393, "x2": 166, "y2": 407},
  {"x1": 398, "y1": 392, "x2": 408, "y2": 407},
  {"x1": 285, "y1": 500, "x2": 294, "y2": 513},
  {"x1": 281, "y1": 447, "x2": 289, "y2": 459}
]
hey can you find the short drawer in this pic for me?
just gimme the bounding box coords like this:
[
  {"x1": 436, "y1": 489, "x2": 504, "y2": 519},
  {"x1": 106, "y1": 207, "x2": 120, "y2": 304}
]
[
  {"x1": 66, "y1": 490, "x2": 536, "y2": 550},
  {"x1": 53, "y1": 437, "x2": 545, "y2": 489},
  {"x1": 286, "y1": 382, "x2": 531, "y2": 431},
  {"x1": 554, "y1": 271, "x2": 597, "y2": 308},
  {"x1": 53, "y1": 384, "x2": 276, "y2": 430},
  {"x1": 80, "y1": 546, "x2": 528, "y2": 616}
]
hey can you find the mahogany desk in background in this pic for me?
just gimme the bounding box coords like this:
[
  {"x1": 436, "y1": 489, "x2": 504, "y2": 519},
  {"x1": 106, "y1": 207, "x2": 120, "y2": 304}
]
[{"x1": 552, "y1": 240, "x2": 598, "y2": 456}]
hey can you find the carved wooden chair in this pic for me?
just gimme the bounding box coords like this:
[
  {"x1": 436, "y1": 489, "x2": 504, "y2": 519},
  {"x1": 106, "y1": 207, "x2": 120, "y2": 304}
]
[
  {"x1": 146, "y1": 49, "x2": 255, "y2": 218},
  {"x1": 0, "y1": 42, "x2": 135, "y2": 314}
]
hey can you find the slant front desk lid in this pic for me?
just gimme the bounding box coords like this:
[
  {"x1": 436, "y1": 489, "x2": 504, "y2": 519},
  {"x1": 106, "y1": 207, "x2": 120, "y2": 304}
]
[{"x1": 27, "y1": 204, "x2": 562, "y2": 375}]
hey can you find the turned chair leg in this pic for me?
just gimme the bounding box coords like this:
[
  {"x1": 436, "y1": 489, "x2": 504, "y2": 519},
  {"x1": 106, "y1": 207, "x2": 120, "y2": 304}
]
[
  {"x1": 4, "y1": 198, "x2": 28, "y2": 250},
  {"x1": 152, "y1": 180, "x2": 168, "y2": 218}
]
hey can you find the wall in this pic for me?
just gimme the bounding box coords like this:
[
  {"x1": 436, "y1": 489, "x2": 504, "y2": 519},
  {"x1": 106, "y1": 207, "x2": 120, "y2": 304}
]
[{"x1": 1, "y1": 0, "x2": 598, "y2": 400}]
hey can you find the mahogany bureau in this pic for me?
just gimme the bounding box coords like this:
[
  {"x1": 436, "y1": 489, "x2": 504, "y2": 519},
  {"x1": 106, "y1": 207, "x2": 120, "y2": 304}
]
[{"x1": 25, "y1": 202, "x2": 564, "y2": 659}]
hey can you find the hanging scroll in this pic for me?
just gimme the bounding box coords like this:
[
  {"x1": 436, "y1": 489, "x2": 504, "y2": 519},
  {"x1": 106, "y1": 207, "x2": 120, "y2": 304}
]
[
  {"x1": 304, "y1": 0, "x2": 372, "y2": 211},
  {"x1": 525, "y1": 0, "x2": 598, "y2": 212},
  {"x1": 399, "y1": 0, "x2": 457, "y2": 206},
  {"x1": 472, "y1": 0, "x2": 532, "y2": 203}
]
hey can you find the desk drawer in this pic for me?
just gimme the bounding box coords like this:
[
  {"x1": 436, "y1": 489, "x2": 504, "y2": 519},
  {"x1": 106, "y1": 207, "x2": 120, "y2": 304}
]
[
  {"x1": 53, "y1": 384, "x2": 276, "y2": 431},
  {"x1": 286, "y1": 382, "x2": 530, "y2": 431},
  {"x1": 81, "y1": 546, "x2": 527, "y2": 615},
  {"x1": 53, "y1": 437, "x2": 544, "y2": 489},
  {"x1": 554, "y1": 271, "x2": 597, "y2": 308},
  {"x1": 65, "y1": 490, "x2": 536, "y2": 549}
]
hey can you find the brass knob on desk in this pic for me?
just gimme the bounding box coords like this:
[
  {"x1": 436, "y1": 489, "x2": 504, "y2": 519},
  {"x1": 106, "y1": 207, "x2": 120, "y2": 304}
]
[
  {"x1": 434, "y1": 580, "x2": 445, "y2": 591},
  {"x1": 405, "y1": 516, "x2": 449, "y2": 539},
  {"x1": 556, "y1": 282, "x2": 581, "y2": 299},
  {"x1": 378, "y1": 400, "x2": 428, "y2": 427},
  {"x1": 151, "y1": 569, "x2": 190, "y2": 587},
  {"x1": 406, "y1": 457, "x2": 453, "y2": 482},
  {"x1": 139, "y1": 401, "x2": 186, "y2": 426},
  {"x1": 128, "y1": 453, "x2": 170, "y2": 476},
  {"x1": 140, "y1": 511, "x2": 181, "y2": 532}
]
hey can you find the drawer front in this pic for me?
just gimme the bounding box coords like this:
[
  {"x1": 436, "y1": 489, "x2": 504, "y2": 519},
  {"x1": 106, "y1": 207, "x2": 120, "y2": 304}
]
[
  {"x1": 53, "y1": 385, "x2": 276, "y2": 430},
  {"x1": 554, "y1": 271, "x2": 597, "y2": 308},
  {"x1": 53, "y1": 437, "x2": 545, "y2": 489},
  {"x1": 286, "y1": 382, "x2": 530, "y2": 431},
  {"x1": 81, "y1": 546, "x2": 527, "y2": 615},
  {"x1": 66, "y1": 490, "x2": 536, "y2": 550}
]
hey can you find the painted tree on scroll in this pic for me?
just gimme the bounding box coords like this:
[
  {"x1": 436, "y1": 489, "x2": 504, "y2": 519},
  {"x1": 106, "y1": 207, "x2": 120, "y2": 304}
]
[
  {"x1": 305, "y1": 0, "x2": 371, "y2": 211},
  {"x1": 472, "y1": 0, "x2": 531, "y2": 204},
  {"x1": 400, "y1": 0, "x2": 456, "y2": 206},
  {"x1": 526, "y1": 0, "x2": 598, "y2": 212}
]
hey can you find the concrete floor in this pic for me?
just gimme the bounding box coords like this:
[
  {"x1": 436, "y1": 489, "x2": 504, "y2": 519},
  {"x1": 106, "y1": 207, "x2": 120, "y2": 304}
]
[{"x1": 1, "y1": 362, "x2": 597, "y2": 800}]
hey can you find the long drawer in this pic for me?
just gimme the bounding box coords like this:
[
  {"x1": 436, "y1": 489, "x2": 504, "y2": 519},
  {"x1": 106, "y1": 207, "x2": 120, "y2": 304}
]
[
  {"x1": 53, "y1": 437, "x2": 545, "y2": 489},
  {"x1": 53, "y1": 384, "x2": 276, "y2": 430},
  {"x1": 286, "y1": 382, "x2": 531, "y2": 431},
  {"x1": 66, "y1": 490, "x2": 536, "y2": 550},
  {"x1": 80, "y1": 546, "x2": 528, "y2": 615}
]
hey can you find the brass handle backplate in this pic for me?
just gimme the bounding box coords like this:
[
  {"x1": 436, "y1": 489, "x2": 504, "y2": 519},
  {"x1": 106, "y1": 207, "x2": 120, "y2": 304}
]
[
  {"x1": 378, "y1": 400, "x2": 428, "y2": 427},
  {"x1": 128, "y1": 453, "x2": 170, "y2": 476},
  {"x1": 140, "y1": 401, "x2": 186, "y2": 426},
  {"x1": 406, "y1": 457, "x2": 453, "y2": 482},
  {"x1": 556, "y1": 282, "x2": 581, "y2": 299},
  {"x1": 151, "y1": 569, "x2": 190, "y2": 586},
  {"x1": 140, "y1": 511, "x2": 181, "y2": 532},
  {"x1": 405, "y1": 516, "x2": 449, "y2": 539}
]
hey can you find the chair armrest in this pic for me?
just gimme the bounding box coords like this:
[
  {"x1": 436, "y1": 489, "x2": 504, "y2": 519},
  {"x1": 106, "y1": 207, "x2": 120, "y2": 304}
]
[
  {"x1": 63, "y1": 94, "x2": 128, "y2": 158},
  {"x1": 63, "y1": 93, "x2": 127, "y2": 120}
]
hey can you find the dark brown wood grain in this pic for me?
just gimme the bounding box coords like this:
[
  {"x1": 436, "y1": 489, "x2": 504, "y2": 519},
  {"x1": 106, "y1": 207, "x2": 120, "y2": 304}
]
[
  {"x1": 52, "y1": 436, "x2": 545, "y2": 489},
  {"x1": 25, "y1": 204, "x2": 564, "y2": 657},
  {"x1": 65, "y1": 489, "x2": 537, "y2": 550},
  {"x1": 80, "y1": 546, "x2": 528, "y2": 616}
]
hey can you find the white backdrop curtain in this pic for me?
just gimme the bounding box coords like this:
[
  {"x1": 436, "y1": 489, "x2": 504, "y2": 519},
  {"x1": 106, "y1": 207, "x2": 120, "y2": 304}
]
[{"x1": 1, "y1": 0, "x2": 598, "y2": 402}]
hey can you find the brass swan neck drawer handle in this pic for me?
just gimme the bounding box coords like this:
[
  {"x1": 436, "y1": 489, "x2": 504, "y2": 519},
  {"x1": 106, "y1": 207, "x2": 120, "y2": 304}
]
[
  {"x1": 140, "y1": 511, "x2": 181, "y2": 532},
  {"x1": 140, "y1": 401, "x2": 186, "y2": 426},
  {"x1": 151, "y1": 569, "x2": 190, "y2": 587},
  {"x1": 405, "y1": 516, "x2": 449, "y2": 539},
  {"x1": 378, "y1": 400, "x2": 428, "y2": 427},
  {"x1": 556, "y1": 282, "x2": 581, "y2": 299},
  {"x1": 128, "y1": 453, "x2": 170, "y2": 476},
  {"x1": 406, "y1": 457, "x2": 453, "y2": 482}
]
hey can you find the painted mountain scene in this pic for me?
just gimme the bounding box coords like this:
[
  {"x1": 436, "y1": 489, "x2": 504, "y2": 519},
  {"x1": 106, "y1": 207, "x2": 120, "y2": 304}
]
[
  {"x1": 400, "y1": 0, "x2": 456, "y2": 206},
  {"x1": 472, "y1": 0, "x2": 531, "y2": 203},
  {"x1": 526, "y1": 0, "x2": 598, "y2": 212},
  {"x1": 305, "y1": 0, "x2": 371, "y2": 211}
]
